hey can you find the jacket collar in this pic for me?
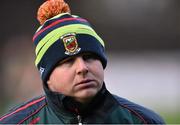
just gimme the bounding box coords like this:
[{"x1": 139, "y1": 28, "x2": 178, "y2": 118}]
[{"x1": 44, "y1": 83, "x2": 107, "y2": 117}]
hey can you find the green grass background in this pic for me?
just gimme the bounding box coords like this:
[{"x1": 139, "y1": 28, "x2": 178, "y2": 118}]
[{"x1": 160, "y1": 111, "x2": 180, "y2": 124}]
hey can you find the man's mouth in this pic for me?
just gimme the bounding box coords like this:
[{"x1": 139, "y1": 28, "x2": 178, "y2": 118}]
[
  {"x1": 78, "y1": 79, "x2": 94, "y2": 84},
  {"x1": 75, "y1": 79, "x2": 96, "y2": 88}
]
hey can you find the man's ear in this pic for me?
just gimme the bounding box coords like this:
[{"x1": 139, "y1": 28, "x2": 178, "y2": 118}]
[{"x1": 47, "y1": 80, "x2": 55, "y2": 91}]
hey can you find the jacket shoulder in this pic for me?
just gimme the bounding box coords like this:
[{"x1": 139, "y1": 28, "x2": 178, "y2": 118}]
[
  {"x1": 113, "y1": 95, "x2": 165, "y2": 124},
  {"x1": 0, "y1": 95, "x2": 47, "y2": 124}
]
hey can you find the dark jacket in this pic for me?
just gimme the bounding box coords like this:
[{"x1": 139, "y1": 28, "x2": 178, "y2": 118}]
[{"x1": 0, "y1": 84, "x2": 165, "y2": 124}]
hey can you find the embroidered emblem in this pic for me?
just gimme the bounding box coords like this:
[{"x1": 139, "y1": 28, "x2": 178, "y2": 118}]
[{"x1": 61, "y1": 33, "x2": 81, "y2": 55}]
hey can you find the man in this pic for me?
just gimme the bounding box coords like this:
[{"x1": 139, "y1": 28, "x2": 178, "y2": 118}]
[{"x1": 0, "y1": 0, "x2": 165, "y2": 124}]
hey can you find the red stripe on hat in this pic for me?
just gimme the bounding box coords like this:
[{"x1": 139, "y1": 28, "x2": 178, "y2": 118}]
[
  {"x1": 33, "y1": 18, "x2": 87, "y2": 42},
  {"x1": 0, "y1": 96, "x2": 45, "y2": 121}
]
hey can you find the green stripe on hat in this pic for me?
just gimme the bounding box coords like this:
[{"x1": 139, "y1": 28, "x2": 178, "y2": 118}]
[
  {"x1": 35, "y1": 24, "x2": 105, "y2": 66},
  {"x1": 36, "y1": 24, "x2": 104, "y2": 55}
]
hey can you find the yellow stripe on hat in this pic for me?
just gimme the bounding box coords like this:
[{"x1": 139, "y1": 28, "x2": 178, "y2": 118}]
[
  {"x1": 35, "y1": 24, "x2": 105, "y2": 66},
  {"x1": 35, "y1": 24, "x2": 104, "y2": 55}
]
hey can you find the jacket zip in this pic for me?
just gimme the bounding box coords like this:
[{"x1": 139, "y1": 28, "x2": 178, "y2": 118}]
[{"x1": 77, "y1": 115, "x2": 82, "y2": 125}]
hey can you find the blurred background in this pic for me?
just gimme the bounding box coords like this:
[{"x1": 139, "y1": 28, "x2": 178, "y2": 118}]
[{"x1": 0, "y1": 0, "x2": 179, "y2": 123}]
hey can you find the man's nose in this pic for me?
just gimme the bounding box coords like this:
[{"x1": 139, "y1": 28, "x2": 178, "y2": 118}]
[{"x1": 75, "y1": 57, "x2": 89, "y2": 75}]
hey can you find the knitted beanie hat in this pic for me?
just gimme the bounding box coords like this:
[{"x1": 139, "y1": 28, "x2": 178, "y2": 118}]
[{"x1": 33, "y1": 0, "x2": 107, "y2": 83}]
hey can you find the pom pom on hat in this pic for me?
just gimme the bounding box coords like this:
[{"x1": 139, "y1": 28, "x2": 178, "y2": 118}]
[{"x1": 37, "y1": 0, "x2": 71, "y2": 25}]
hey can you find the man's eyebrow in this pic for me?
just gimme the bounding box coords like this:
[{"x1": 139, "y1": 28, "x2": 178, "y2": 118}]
[{"x1": 58, "y1": 57, "x2": 75, "y2": 64}]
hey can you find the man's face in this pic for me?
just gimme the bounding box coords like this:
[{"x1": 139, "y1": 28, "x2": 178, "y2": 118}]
[{"x1": 47, "y1": 53, "x2": 104, "y2": 103}]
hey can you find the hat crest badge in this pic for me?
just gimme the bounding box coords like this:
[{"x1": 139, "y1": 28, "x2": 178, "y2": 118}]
[{"x1": 61, "y1": 33, "x2": 81, "y2": 55}]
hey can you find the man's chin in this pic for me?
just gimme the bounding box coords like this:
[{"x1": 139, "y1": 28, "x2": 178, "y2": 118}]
[{"x1": 75, "y1": 89, "x2": 98, "y2": 103}]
